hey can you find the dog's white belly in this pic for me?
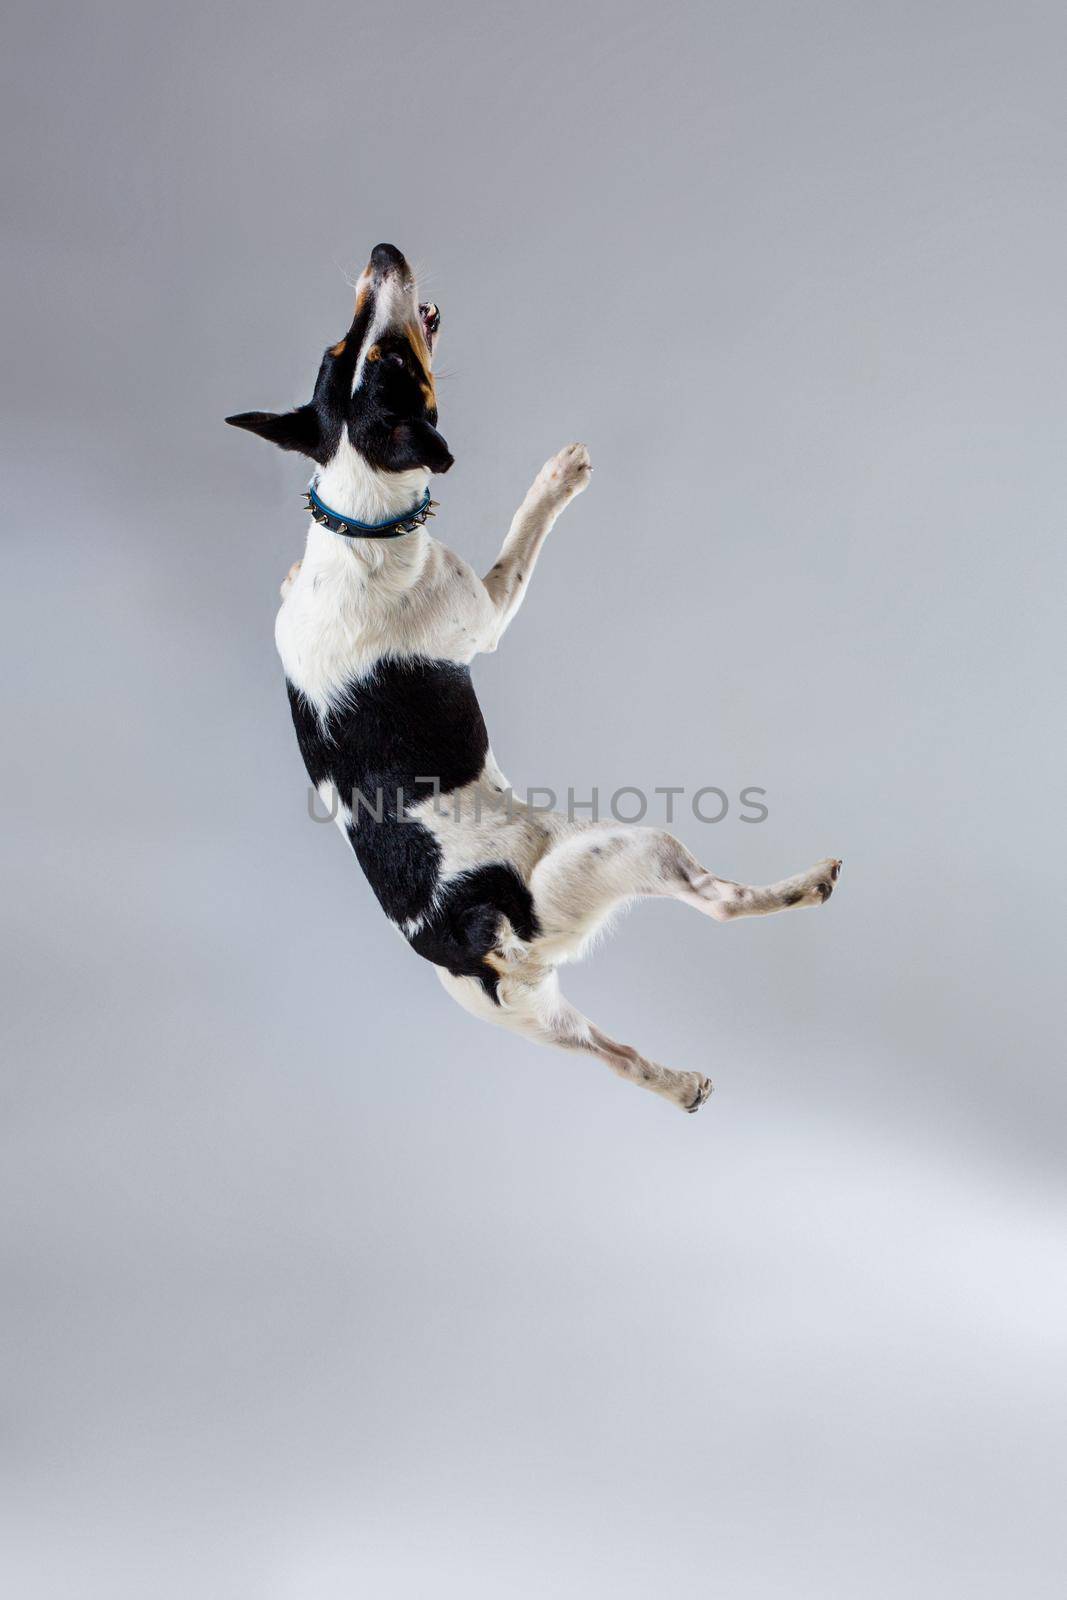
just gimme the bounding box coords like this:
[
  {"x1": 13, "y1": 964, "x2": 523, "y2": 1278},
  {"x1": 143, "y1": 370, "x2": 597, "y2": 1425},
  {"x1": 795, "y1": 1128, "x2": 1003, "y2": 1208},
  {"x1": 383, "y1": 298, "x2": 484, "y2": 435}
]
[{"x1": 407, "y1": 752, "x2": 568, "y2": 888}]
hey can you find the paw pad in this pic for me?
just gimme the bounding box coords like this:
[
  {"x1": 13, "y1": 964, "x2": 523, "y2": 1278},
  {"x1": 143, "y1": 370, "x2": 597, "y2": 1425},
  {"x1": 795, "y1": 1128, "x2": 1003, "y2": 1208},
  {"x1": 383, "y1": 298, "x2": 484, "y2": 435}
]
[{"x1": 686, "y1": 1076, "x2": 713, "y2": 1113}]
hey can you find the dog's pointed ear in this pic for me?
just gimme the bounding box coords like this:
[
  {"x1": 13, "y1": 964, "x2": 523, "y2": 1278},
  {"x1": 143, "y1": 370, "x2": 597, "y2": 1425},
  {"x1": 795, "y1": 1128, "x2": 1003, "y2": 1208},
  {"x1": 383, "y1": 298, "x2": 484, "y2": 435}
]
[
  {"x1": 225, "y1": 405, "x2": 321, "y2": 456},
  {"x1": 384, "y1": 418, "x2": 454, "y2": 474}
]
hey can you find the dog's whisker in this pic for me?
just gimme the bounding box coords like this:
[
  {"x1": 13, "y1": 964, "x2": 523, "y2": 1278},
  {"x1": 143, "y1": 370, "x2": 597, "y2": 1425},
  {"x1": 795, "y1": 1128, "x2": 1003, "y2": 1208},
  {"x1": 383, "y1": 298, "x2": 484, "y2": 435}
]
[{"x1": 336, "y1": 257, "x2": 365, "y2": 291}]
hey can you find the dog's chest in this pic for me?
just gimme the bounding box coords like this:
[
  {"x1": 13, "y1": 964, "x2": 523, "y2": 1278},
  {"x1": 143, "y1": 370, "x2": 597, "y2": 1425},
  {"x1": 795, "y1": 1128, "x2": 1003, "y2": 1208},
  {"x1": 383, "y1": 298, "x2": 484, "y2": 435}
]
[{"x1": 275, "y1": 529, "x2": 492, "y2": 711}]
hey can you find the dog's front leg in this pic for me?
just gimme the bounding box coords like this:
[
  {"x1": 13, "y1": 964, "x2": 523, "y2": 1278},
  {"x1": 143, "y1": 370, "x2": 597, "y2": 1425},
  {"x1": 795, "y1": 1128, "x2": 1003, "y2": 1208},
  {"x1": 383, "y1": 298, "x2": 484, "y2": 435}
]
[{"x1": 481, "y1": 443, "x2": 591, "y2": 649}]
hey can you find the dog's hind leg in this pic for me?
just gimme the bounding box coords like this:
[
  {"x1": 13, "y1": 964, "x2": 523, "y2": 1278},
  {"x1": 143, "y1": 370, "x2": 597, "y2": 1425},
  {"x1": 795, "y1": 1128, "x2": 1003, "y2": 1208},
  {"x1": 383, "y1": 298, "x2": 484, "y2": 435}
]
[
  {"x1": 527, "y1": 825, "x2": 842, "y2": 962},
  {"x1": 437, "y1": 966, "x2": 712, "y2": 1114}
]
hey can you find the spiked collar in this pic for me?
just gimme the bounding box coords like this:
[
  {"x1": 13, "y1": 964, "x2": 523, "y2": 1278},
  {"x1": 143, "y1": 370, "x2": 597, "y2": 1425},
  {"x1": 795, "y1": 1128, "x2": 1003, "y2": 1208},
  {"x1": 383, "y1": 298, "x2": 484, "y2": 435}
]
[{"x1": 304, "y1": 481, "x2": 436, "y2": 539}]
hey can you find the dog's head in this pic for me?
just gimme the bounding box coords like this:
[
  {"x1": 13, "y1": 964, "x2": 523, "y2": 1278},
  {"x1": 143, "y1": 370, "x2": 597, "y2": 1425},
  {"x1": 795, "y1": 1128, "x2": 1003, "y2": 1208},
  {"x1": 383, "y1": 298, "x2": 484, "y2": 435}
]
[{"x1": 226, "y1": 242, "x2": 452, "y2": 475}]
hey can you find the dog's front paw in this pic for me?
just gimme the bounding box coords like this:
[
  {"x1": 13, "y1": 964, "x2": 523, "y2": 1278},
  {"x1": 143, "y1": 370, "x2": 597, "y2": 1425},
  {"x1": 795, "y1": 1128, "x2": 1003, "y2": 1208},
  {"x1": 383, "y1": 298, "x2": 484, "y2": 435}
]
[
  {"x1": 538, "y1": 442, "x2": 592, "y2": 504},
  {"x1": 280, "y1": 559, "x2": 302, "y2": 600}
]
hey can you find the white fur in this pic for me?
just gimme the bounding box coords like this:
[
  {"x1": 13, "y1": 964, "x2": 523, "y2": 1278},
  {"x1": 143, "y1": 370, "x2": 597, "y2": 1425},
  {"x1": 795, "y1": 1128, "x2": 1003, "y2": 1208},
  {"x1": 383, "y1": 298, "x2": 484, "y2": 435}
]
[
  {"x1": 350, "y1": 265, "x2": 416, "y2": 394},
  {"x1": 275, "y1": 457, "x2": 497, "y2": 714}
]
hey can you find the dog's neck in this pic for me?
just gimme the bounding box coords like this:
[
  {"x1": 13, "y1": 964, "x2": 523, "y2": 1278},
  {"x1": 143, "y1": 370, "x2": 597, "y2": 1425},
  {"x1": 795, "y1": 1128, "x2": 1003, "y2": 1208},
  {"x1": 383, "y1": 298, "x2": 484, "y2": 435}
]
[
  {"x1": 313, "y1": 438, "x2": 430, "y2": 529},
  {"x1": 305, "y1": 438, "x2": 432, "y2": 587}
]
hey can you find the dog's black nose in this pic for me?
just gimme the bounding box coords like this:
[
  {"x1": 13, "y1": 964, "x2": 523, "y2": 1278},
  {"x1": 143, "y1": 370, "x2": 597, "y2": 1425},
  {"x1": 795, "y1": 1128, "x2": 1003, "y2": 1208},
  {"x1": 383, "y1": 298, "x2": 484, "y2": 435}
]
[{"x1": 370, "y1": 242, "x2": 408, "y2": 275}]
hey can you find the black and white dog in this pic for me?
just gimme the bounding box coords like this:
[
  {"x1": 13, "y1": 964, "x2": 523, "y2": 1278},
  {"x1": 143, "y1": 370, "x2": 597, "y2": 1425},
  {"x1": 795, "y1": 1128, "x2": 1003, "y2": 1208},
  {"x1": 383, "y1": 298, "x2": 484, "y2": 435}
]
[{"x1": 228, "y1": 242, "x2": 841, "y2": 1113}]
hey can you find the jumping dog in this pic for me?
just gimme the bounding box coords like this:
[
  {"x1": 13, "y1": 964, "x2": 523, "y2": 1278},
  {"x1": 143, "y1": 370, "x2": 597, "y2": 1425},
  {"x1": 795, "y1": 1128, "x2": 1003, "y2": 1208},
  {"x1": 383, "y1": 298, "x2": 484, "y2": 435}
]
[{"x1": 227, "y1": 242, "x2": 842, "y2": 1113}]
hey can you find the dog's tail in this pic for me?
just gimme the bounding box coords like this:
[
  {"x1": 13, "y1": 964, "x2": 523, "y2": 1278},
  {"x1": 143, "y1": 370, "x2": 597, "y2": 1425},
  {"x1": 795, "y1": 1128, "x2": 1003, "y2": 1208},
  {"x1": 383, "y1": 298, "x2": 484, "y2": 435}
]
[{"x1": 407, "y1": 864, "x2": 540, "y2": 1001}]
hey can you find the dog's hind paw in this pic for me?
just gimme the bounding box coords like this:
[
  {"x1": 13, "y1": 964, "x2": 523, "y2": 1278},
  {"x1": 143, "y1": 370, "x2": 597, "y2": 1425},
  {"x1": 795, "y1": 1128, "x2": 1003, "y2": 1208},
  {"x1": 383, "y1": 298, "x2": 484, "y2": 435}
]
[
  {"x1": 808, "y1": 857, "x2": 843, "y2": 904},
  {"x1": 685, "y1": 1074, "x2": 714, "y2": 1114},
  {"x1": 781, "y1": 857, "x2": 843, "y2": 909}
]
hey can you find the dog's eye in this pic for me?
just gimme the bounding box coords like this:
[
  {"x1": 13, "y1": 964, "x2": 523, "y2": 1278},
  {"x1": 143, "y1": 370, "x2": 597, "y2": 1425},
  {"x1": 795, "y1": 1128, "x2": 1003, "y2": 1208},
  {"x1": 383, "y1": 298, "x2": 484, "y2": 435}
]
[{"x1": 386, "y1": 352, "x2": 406, "y2": 368}]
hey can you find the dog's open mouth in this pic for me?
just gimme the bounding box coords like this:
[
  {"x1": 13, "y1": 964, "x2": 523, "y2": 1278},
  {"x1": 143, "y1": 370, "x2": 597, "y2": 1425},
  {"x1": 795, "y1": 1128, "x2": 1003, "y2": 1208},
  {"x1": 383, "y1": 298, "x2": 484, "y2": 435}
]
[{"x1": 419, "y1": 302, "x2": 440, "y2": 348}]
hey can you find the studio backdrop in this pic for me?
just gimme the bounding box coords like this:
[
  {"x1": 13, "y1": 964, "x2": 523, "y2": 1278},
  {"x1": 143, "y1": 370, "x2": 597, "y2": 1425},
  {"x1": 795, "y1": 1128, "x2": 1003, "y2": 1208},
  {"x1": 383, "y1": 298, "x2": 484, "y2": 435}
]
[{"x1": 3, "y1": 3, "x2": 1065, "y2": 1597}]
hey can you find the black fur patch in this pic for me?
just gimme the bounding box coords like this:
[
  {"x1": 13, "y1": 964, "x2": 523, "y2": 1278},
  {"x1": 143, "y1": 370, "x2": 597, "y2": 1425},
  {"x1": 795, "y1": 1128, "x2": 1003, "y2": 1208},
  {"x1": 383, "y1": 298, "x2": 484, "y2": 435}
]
[
  {"x1": 286, "y1": 658, "x2": 538, "y2": 997},
  {"x1": 408, "y1": 863, "x2": 540, "y2": 1000}
]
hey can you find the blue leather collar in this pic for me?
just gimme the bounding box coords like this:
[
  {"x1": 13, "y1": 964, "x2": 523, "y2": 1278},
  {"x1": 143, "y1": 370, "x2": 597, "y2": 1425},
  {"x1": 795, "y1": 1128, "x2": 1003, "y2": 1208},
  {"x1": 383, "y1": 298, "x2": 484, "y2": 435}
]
[{"x1": 305, "y1": 482, "x2": 435, "y2": 539}]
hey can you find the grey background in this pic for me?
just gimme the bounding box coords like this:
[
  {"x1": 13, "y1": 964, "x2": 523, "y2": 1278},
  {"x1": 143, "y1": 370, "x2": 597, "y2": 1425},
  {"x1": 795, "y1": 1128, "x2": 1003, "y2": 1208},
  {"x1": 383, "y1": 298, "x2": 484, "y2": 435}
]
[{"x1": 3, "y1": 1, "x2": 1065, "y2": 1595}]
